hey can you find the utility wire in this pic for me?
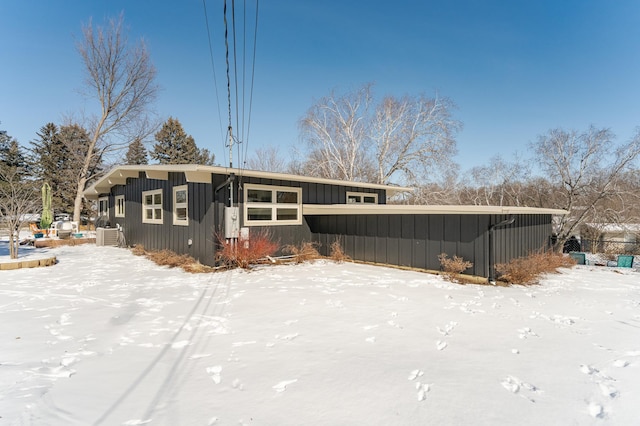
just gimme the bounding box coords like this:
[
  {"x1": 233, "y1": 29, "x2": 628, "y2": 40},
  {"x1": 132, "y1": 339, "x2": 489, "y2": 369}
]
[
  {"x1": 242, "y1": 0, "x2": 259, "y2": 172},
  {"x1": 243, "y1": 0, "x2": 260, "y2": 171},
  {"x1": 232, "y1": 0, "x2": 240, "y2": 152},
  {"x1": 201, "y1": 0, "x2": 227, "y2": 166},
  {"x1": 224, "y1": 0, "x2": 232, "y2": 137}
]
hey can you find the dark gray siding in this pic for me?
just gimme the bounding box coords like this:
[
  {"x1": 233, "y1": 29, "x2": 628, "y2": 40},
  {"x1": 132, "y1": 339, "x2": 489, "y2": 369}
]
[
  {"x1": 308, "y1": 213, "x2": 553, "y2": 278},
  {"x1": 107, "y1": 172, "x2": 218, "y2": 266},
  {"x1": 99, "y1": 170, "x2": 553, "y2": 277}
]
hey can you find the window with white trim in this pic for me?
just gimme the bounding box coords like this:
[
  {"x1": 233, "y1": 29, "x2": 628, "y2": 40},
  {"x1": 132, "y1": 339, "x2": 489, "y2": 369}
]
[
  {"x1": 346, "y1": 191, "x2": 378, "y2": 204},
  {"x1": 244, "y1": 184, "x2": 302, "y2": 226},
  {"x1": 173, "y1": 185, "x2": 188, "y2": 226},
  {"x1": 98, "y1": 197, "x2": 109, "y2": 217},
  {"x1": 142, "y1": 189, "x2": 163, "y2": 224},
  {"x1": 115, "y1": 195, "x2": 125, "y2": 217}
]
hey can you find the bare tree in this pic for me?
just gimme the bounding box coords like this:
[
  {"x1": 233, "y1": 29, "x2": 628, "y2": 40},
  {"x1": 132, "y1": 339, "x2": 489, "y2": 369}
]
[
  {"x1": 0, "y1": 166, "x2": 40, "y2": 259},
  {"x1": 72, "y1": 14, "x2": 159, "y2": 222},
  {"x1": 298, "y1": 84, "x2": 461, "y2": 185},
  {"x1": 371, "y1": 93, "x2": 460, "y2": 185},
  {"x1": 299, "y1": 84, "x2": 373, "y2": 182},
  {"x1": 246, "y1": 146, "x2": 288, "y2": 173},
  {"x1": 461, "y1": 154, "x2": 531, "y2": 206},
  {"x1": 533, "y1": 126, "x2": 640, "y2": 249}
]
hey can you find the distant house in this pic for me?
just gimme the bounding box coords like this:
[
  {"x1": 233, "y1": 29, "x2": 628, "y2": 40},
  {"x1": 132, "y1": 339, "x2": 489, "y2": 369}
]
[
  {"x1": 578, "y1": 223, "x2": 640, "y2": 254},
  {"x1": 84, "y1": 164, "x2": 566, "y2": 280}
]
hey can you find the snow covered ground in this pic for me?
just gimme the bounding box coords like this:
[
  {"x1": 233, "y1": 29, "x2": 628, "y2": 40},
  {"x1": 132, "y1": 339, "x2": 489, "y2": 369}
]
[{"x1": 1, "y1": 243, "x2": 639, "y2": 425}]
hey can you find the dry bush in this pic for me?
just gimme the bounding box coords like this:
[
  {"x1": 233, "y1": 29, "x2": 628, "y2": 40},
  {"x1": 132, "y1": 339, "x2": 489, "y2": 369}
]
[
  {"x1": 283, "y1": 241, "x2": 321, "y2": 263},
  {"x1": 495, "y1": 251, "x2": 575, "y2": 285},
  {"x1": 438, "y1": 253, "x2": 473, "y2": 282},
  {"x1": 146, "y1": 249, "x2": 194, "y2": 268},
  {"x1": 130, "y1": 245, "x2": 214, "y2": 273},
  {"x1": 216, "y1": 229, "x2": 279, "y2": 269},
  {"x1": 131, "y1": 244, "x2": 146, "y2": 256},
  {"x1": 330, "y1": 239, "x2": 351, "y2": 262}
]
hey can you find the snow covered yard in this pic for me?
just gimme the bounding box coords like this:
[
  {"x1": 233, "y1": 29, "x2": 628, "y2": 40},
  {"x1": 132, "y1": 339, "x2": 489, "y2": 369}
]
[{"x1": 1, "y1": 244, "x2": 639, "y2": 425}]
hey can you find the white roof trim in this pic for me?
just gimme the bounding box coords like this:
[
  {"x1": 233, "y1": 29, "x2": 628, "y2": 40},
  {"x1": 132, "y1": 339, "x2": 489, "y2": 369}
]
[
  {"x1": 303, "y1": 204, "x2": 568, "y2": 216},
  {"x1": 83, "y1": 164, "x2": 414, "y2": 199}
]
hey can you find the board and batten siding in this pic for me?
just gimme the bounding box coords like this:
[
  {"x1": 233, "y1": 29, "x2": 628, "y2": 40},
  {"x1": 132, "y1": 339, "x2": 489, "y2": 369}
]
[
  {"x1": 110, "y1": 172, "x2": 218, "y2": 265},
  {"x1": 234, "y1": 176, "x2": 385, "y2": 248},
  {"x1": 307, "y1": 213, "x2": 553, "y2": 278}
]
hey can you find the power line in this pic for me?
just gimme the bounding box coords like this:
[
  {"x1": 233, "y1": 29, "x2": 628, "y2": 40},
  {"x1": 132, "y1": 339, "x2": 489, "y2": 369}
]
[
  {"x1": 201, "y1": 0, "x2": 226, "y2": 166},
  {"x1": 241, "y1": 0, "x2": 259, "y2": 172}
]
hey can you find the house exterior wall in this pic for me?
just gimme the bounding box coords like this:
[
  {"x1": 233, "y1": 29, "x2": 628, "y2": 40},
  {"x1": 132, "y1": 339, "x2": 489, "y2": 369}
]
[
  {"x1": 100, "y1": 172, "x2": 385, "y2": 266},
  {"x1": 97, "y1": 170, "x2": 554, "y2": 276},
  {"x1": 307, "y1": 213, "x2": 553, "y2": 278},
  {"x1": 107, "y1": 172, "x2": 217, "y2": 265}
]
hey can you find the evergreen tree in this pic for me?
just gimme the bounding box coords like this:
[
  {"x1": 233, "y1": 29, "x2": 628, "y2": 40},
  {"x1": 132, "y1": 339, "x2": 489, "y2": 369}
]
[
  {"x1": 125, "y1": 138, "x2": 149, "y2": 165},
  {"x1": 29, "y1": 123, "x2": 101, "y2": 215},
  {"x1": 195, "y1": 147, "x2": 216, "y2": 166},
  {"x1": 151, "y1": 117, "x2": 214, "y2": 165},
  {"x1": 31, "y1": 123, "x2": 69, "y2": 213}
]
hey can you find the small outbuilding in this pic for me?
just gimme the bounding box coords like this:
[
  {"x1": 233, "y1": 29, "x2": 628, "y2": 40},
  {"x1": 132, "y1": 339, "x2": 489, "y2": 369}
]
[{"x1": 84, "y1": 164, "x2": 566, "y2": 280}]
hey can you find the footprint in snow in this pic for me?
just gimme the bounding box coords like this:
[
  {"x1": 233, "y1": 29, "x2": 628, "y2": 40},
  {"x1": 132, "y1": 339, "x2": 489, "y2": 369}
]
[
  {"x1": 436, "y1": 340, "x2": 448, "y2": 351},
  {"x1": 436, "y1": 321, "x2": 457, "y2": 336},
  {"x1": 416, "y1": 382, "x2": 430, "y2": 401},
  {"x1": 273, "y1": 379, "x2": 297, "y2": 393},
  {"x1": 500, "y1": 375, "x2": 541, "y2": 402},
  {"x1": 408, "y1": 369, "x2": 424, "y2": 381},
  {"x1": 588, "y1": 401, "x2": 605, "y2": 419},
  {"x1": 598, "y1": 383, "x2": 618, "y2": 399},
  {"x1": 206, "y1": 365, "x2": 222, "y2": 384},
  {"x1": 612, "y1": 359, "x2": 629, "y2": 368},
  {"x1": 517, "y1": 327, "x2": 538, "y2": 339}
]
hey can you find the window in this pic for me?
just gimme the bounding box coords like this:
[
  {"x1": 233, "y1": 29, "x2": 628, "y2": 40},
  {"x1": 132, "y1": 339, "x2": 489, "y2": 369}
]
[
  {"x1": 346, "y1": 191, "x2": 378, "y2": 204},
  {"x1": 98, "y1": 197, "x2": 109, "y2": 217},
  {"x1": 115, "y1": 195, "x2": 125, "y2": 218},
  {"x1": 244, "y1": 184, "x2": 302, "y2": 226},
  {"x1": 173, "y1": 185, "x2": 188, "y2": 226},
  {"x1": 142, "y1": 189, "x2": 163, "y2": 224}
]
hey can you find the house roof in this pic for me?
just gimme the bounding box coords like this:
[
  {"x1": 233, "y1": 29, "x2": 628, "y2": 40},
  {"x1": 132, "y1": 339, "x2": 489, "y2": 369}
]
[
  {"x1": 83, "y1": 164, "x2": 414, "y2": 200},
  {"x1": 303, "y1": 204, "x2": 568, "y2": 216}
]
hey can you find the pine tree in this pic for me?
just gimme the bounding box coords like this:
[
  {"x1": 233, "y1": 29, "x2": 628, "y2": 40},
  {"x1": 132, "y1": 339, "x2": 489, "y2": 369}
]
[
  {"x1": 195, "y1": 147, "x2": 216, "y2": 166},
  {"x1": 29, "y1": 123, "x2": 101, "y2": 215},
  {"x1": 31, "y1": 123, "x2": 69, "y2": 213},
  {"x1": 125, "y1": 138, "x2": 148, "y2": 165},
  {"x1": 151, "y1": 117, "x2": 214, "y2": 165}
]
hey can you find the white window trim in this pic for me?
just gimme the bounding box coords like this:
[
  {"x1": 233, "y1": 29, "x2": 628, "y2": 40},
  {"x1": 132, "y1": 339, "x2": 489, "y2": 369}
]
[
  {"x1": 244, "y1": 183, "x2": 302, "y2": 226},
  {"x1": 115, "y1": 195, "x2": 125, "y2": 218},
  {"x1": 346, "y1": 191, "x2": 378, "y2": 204},
  {"x1": 173, "y1": 185, "x2": 188, "y2": 226},
  {"x1": 142, "y1": 189, "x2": 163, "y2": 225},
  {"x1": 98, "y1": 196, "x2": 109, "y2": 217}
]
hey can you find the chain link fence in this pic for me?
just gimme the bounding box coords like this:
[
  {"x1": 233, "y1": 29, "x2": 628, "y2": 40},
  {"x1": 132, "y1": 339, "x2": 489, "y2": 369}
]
[{"x1": 564, "y1": 238, "x2": 640, "y2": 255}]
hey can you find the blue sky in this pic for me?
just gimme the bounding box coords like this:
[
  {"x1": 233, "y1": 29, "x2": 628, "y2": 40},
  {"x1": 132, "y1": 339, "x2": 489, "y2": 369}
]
[{"x1": 1, "y1": 0, "x2": 639, "y2": 175}]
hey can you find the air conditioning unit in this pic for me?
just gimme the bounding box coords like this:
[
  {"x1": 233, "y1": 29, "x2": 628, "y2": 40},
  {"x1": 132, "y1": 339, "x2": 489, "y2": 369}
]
[{"x1": 96, "y1": 227, "x2": 119, "y2": 246}]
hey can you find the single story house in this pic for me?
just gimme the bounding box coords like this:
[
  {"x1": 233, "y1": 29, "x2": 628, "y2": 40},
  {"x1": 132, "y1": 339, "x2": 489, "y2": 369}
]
[
  {"x1": 577, "y1": 223, "x2": 640, "y2": 254},
  {"x1": 84, "y1": 164, "x2": 566, "y2": 280}
]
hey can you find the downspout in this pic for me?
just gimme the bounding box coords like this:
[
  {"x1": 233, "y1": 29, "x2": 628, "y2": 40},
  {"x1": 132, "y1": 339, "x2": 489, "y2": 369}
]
[{"x1": 488, "y1": 215, "x2": 515, "y2": 284}]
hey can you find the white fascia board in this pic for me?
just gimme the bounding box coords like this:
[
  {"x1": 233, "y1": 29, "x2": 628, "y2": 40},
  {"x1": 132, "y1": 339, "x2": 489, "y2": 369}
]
[{"x1": 302, "y1": 204, "x2": 568, "y2": 216}]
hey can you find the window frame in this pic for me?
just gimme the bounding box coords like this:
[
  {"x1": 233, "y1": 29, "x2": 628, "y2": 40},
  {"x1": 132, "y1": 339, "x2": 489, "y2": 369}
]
[
  {"x1": 346, "y1": 191, "x2": 378, "y2": 204},
  {"x1": 115, "y1": 195, "x2": 125, "y2": 218},
  {"x1": 142, "y1": 189, "x2": 163, "y2": 225},
  {"x1": 172, "y1": 185, "x2": 188, "y2": 226},
  {"x1": 98, "y1": 196, "x2": 109, "y2": 217},
  {"x1": 243, "y1": 183, "x2": 302, "y2": 226}
]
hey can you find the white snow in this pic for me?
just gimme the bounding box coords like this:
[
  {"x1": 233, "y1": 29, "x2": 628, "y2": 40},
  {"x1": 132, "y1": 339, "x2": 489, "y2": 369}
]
[{"x1": 1, "y1": 243, "x2": 639, "y2": 425}]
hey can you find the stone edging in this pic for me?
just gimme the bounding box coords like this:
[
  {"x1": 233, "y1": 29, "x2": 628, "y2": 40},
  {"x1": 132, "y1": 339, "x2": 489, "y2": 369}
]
[{"x1": 0, "y1": 257, "x2": 57, "y2": 270}]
